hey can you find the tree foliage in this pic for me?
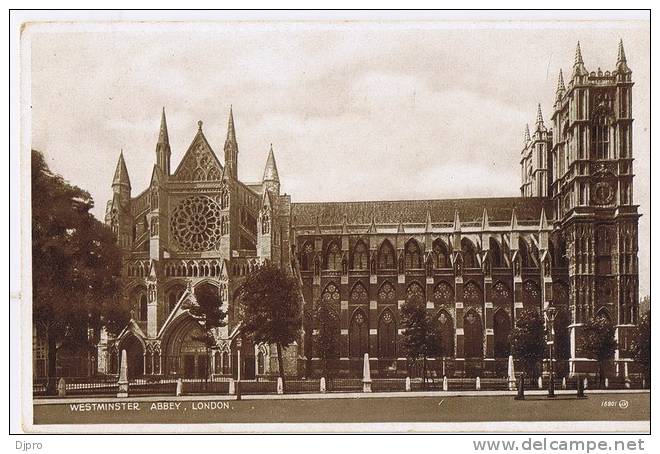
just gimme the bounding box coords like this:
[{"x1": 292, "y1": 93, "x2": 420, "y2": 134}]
[
  {"x1": 632, "y1": 310, "x2": 650, "y2": 381},
  {"x1": 237, "y1": 263, "x2": 302, "y2": 382},
  {"x1": 510, "y1": 309, "x2": 545, "y2": 379},
  {"x1": 189, "y1": 283, "x2": 228, "y2": 377},
  {"x1": 314, "y1": 304, "x2": 340, "y2": 377},
  {"x1": 400, "y1": 300, "x2": 441, "y2": 383},
  {"x1": 583, "y1": 316, "x2": 617, "y2": 387},
  {"x1": 32, "y1": 149, "x2": 129, "y2": 391}
]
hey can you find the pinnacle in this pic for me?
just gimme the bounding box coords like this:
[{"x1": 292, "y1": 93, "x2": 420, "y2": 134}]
[{"x1": 158, "y1": 107, "x2": 169, "y2": 144}]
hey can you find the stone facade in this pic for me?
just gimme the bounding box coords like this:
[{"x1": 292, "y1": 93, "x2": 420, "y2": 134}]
[{"x1": 98, "y1": 41, "x2": 641, "y2": 379}]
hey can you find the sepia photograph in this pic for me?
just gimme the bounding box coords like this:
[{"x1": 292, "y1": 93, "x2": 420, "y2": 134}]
[{"x1": 11, "y1": 9, "x2": 651, "y2": 438}]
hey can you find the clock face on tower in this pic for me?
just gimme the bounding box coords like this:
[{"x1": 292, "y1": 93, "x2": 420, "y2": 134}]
[{"x1": 592, "y1": 181, "x2": 615, "y2": 206}]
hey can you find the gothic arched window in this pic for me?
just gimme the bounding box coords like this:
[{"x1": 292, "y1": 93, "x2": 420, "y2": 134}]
[
  {"x1": 463, "y1": 309, "x2": 483, "y2": 358},
  {"x1": 463, "y1": 281, "x2": 482, "y2": 305},
  {"x1": 352, "y1": 240, "x2": 369, "y2": 270},
  {"x1": 321, "y1": 282, "x2": 340, "y2": 306},
  {"x1": 493, "y1": 309, "x2": 511, "y2": 359},
  {"x1": 378, "y1": 240, "x2": 396, "y2": 270},
  {"x1": 433, "y1": 281, "x2": 454, "y2": 304},
  {"x1": 522, "y1": 280, "x2": 541, "y2": 312},
  {"x1": 300, "y1": 241, "x2": 314, "y2": 271},
  {"x1": 489, "y1": 238, "x2": 503, "y2": 267},
  {"x1": 592, "y1": 111, "x2": 611, "y2": 160},
  {"x1": 350, "y1": 281, "x2": 369, "y2": 303},
  {"x1": 404, "y1": 239, "x2": 422, "y2": 269},
  {"x1": 432, "y1": 239, "x2": 449, "y2": 268},
  {"x1": 325, "y1": 242, "x2": 342, "y2": 271},
  {"x1": 377, "y1": 281, "x2": 396, "y2": 304},
  {"x1": 405, "y1": 282, "x2": 425, "y2": 304},
  {"x1": 378, "y1": 309, "x2": 397, "y2": 359},
  {"x1": 138, "y1": 294, "x2": 148, "y2": 322},
  {"x1": 461, "y1": 238, "x2": 478, "y2": 268},
  {"x1": 261, "y1": 213, "x2": 270, "y2": 235},
  {"x1": 349, "y1": 310, "x2": 369, "y2": 358}
]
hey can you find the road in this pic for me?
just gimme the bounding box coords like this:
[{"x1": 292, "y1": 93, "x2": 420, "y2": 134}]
[{"x1": 33, "y1": 392, "x2": 650, "y2": 425}]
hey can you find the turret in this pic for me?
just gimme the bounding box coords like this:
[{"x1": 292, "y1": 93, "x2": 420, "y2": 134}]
[
  {"x1": 262, "y1": 143, "x2": 281, "y2": 195},
  {"x1": 112, "y1": 150, "x2": 131, "y2": 203},
  {"x1": 555, "y1": 69, "x2": 566, "y2": 105},
  {"x1": 224, "y1": 106, "x2": 239, "y2": 180},
  {"x1": 572, "y1": 41, "x2": 588, "y2": 80},
  {"x1": 155, "y1": 108, "x2": 171, "y2": 176}
]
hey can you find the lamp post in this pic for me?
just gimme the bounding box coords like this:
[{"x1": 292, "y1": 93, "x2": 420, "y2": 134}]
[{"x1": 545, "y1": 306, "x2": 557, "y2": 398}]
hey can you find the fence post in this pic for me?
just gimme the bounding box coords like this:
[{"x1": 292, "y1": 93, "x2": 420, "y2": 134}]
[
  {"x1": 117, "y1": 349, "x2": 129, "y2": 398},
  {"x1": 362, "y1": 353, "x2": 372, "y2": 393},
  {"x1": 476, "y1": 376, "x2": 481, "y2": 391},
  {"x1": 537, "y1": 376, "x2": 543, "y2": 389},
  {"x1": 320, "y1": 377, "x2": 326, "y2": 393},
  {"x1": 442, "y1": 375, "x2": 448, "y2": 391},
  {"x1": 577, "y1": 375, "x2": 586, "y2": 399},
  {"x1": 228, "y1": 378, "x2": 235, "y2": 395},
  {"x1": 604, "y1": 377, "x2": 609, "y2": 389},
  {"x1": 176, "y1": 378, "x2": 183, "y2": 397},
  {"x1": 57, "y1": 378, "x2": 66, "y2": 397},
  {"x1": 277, "y1": 377, "x2": 284, "y2": 395},
  {"x1": 583, "y1": 377, "x2": 588, "y2": 390},
  {"x1": 624, "y1": 362, "x2": 631, "y2": 388},
  {"x1": 405, "y1": 376, "x2": 411, "y2": 392},
  {"x1": 514, "y1": 374, "x2": 525, "y2": 400},
  {"x1": 562, "y1": 377, "x2": 566, "y2": 389}
]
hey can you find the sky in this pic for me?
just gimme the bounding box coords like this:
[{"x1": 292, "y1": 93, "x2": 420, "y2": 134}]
[{"x1": 27, "y1": 16, "x2": 650, "y2": 296}]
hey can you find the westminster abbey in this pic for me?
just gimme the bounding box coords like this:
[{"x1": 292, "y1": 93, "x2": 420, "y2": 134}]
[{"x1": 93, "y1": 41, "x2": 640, "y2": 380}]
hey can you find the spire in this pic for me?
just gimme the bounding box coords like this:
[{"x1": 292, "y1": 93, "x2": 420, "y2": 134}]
[
  {"x1": 158, "y1": 107, "x2": 169, "y2": 144},
  {"x1": 112, "y1": 150, "x2": 131, "y2": 189},
  {"x1": 573, "y1": 41, "x2": 587, "y2": 77},
  {"x1": 224, "y1": 106, "x2": 238, "y2": 179},
  {"x1": 482, "y1": 207, "x2": 490, "y2": 230},
  {"x1": 453, "y1": 209, "x2": 461, "y2": 232},
  {"x1": 535, "y1": 104, "x2": 546, "y2": 132},
  {"x1": 616, "y1": 39, "x2": 631, "y2": 74},
  {"x1": 524, "y1": 124, "x2": 531, "y2": 145},
  {"x1": 263, "y1": 144, "x2": 280, "y2": 182},
  {"x1": 425, "y1": 210, "x2": 433, "y2": 233},
  {"x1": 555, "y1": 69, "x2": 566, "y2": 103}
]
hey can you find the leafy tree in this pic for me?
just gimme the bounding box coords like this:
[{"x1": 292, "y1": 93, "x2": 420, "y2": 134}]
[
  {"x1": 237, "y1": 263, "x2": 302, "y2": 385},
  {"x1": 582, "y1": 316, "x2": 617, "y2": 388},
  {"x1": 400, "y1": 300, "x2": 441, "y2": 386},
  {"x1": 510, "y1": 309, "x2": 545, "y2": 379},
  {"x1": 189, "y1": 283, "x2": 227, "y2": 378},
  {"x1": 32, "y1": 149, "x2": 129, "y2": 394},
  {"x1": 632, "y1": 310, "x2": 650, "y2": 384},
  {"x1": 314, "y1": 304, "x2": 340, "y2": 378}
]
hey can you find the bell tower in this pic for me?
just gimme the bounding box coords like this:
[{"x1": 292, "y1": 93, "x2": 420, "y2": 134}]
[{"x1": 551, "y1": 41, "x2": 639, "y2": 375}]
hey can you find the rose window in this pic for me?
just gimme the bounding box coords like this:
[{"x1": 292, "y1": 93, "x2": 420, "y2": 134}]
[{"x1": 171, "y1": 196, "x2": 223, "y2": 251}]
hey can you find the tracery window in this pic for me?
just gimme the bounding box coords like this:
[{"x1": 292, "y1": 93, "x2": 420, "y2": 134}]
[
  {"x1": 377, "y1": 282, "x2": 396, "y2": 303},
  {"x1": 522, "y1": 280, "x2": 541, "y2": 311},
  {"x1": 321, "y1": 283, "x2": 340, "y2": 304},
  {"x1": 404, "y1": 240, "x2": 422, "y2": 269},
  {"x1": 170, "y1": 196, "x2": 223, "y2": 251},
  {"x1": 261, "y1": 213, "x2": 270, "y2": 235},
  {"x1": 349, "y1": 310, "x2": 369, "y2": 358},
  {"x1": 432, "y1": 240, "x2": 449, "y2": 268},
  {"x1": 352, "y1": 241, "x2": 369, "y2": 270},
  {"x1": 378, "y1": 240, "x2": 396, "y2": 270},
  {"x1": 434, "y1": 281, "x2": 454, "y2": 304},
  {"x1": 325, "y1": 242, "x2": 342, "y2": 271},
  {"x1": 405, "y1": 282, "x2": 425, "y2": 304},
  {"x1": 463, "y1": 281, "x2": 482, "y2": 304},
  {"x1": 492, "y1": 281, "x2": 511, "y2": 305},
  {"x1": 300, "y1": 241, "x2": 314, "y2": 271},
  {"x1": 461, "y1": 238, "x2": 478, "y2": 268},
  {"x1": 350, "y1": 282, "x2": 368, "y2": 303},
  {"x1": 137, "y1": 294, "x2": 148, "y2": 321},
  {"x1": 378, "y1": 310, "x2": 397, "y2": 359}
]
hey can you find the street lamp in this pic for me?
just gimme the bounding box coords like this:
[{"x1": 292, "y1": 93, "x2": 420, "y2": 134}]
[{"x1": 545, "y1": 306, "x2": 557, "y2": 398}]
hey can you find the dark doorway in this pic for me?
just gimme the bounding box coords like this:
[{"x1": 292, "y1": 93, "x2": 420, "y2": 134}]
[{"x1": 121, "y1": 335, "x2": 144, "y2": 379}]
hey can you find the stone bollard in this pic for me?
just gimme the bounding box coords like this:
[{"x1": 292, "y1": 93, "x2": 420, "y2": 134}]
[
  {"x1": 538, "y1": 376, "x2": 543, "y2": 389},
  {"x1": 57, "y1": 378, "x2": 66, "y2": 397},
  {"x1": 320, "y1": 377, "x2": 326, "y2": 393},
  {"x1": 624, "y1": 363, "x2": 631, "y2": 388},
  {"x1": 362, "y1": 353, "x2": 372, "y2": 393},
  {"x1": 583, "y1": 377, "x2": 588, "y2": 390},
  {"x1": 476, "y1": 376, "x2": 481, "y2": 391},
  {"x1": 442, "y1": 376, "x2": 448, "y2": 391},
  {"x1": 562, "y1": 377, "x2": 567, "y2": 390},
  {"x1": 228, "y1": 378, "x2": 236, "y2": 395},
  {"x1": 176, "y1": 378, "x2": 183, "y2": 396},
  {"x1": 277, "y1": 377, "x2": 284, "y2": 395},
  {"x1": 642, "y1": 378, "x2": 646, "y2": 389},
  {"x1": 605, "y1": 378, "x2": 609, "y2": 388},
  {"x1": 405, "y1": 376, "x2": 411, "y2": 392},
  {"x1": 117, "y1": 349, "x2": 129, "y2": 398},
  {"x1": 515, "y1": 374, "x2": 525, "y2": 400}
]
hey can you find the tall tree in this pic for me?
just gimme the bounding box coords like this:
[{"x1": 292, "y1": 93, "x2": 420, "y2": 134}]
[
  {"x1": 632, "y1": 310, "x2": 650, "y2": 384},
  {"x1": 510, "y1": 309, "x2": 545, "y2": 380},
  {"x1": 189, "y1": 283, "x2": 228, "y2": 378},
  {"x1": 400, "y1": 300, "x2": 441, "y2": 386},
  {"x1": 582, "y1": 316, "x2": 617, "y2": 388},
  {"x1": 237, "y1": 263, "x2": 302, "y2": 385},
  {"x1": 314, "y1": 304, "x2": 340, "y2": 378},
  {"x1": 32, "y1": 149, "x2": 129, "y2": 394}
]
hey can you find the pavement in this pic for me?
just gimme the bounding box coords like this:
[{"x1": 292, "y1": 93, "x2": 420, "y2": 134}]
[{"x1": 31, "y1": 389, "x2": 650, "y2": 428}]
